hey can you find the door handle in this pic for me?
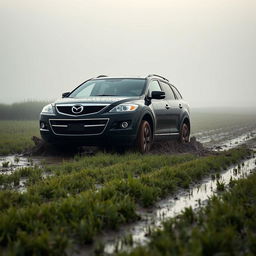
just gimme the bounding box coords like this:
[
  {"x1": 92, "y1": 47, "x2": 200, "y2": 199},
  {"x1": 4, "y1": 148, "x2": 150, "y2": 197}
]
[
  {"x1": 165, "y1": 104, "x2": 170, "y2": 109},
  {"x1": 179, "y1": 104, "x2": 183, "y2": 109}
]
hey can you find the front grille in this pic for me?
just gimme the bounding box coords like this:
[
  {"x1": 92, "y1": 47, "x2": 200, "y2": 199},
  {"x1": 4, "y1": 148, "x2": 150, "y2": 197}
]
[
  {"x1": 56, "y1": 105, "x2": 107, "y2": 116},
  {"x1": 49, "y1": 119, "x2": 109, "y2": 135}
]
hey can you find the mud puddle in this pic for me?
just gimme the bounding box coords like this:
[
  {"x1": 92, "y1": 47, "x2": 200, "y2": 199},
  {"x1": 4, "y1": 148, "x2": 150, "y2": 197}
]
[
  {"x1": 0, "y1": 155, "x2": 39, "y2": 175},
  {"x1": 0, "y1": 155, "x2": 68, "y2": 175},
  {"x1": 0, "y1": 155, "x2": 68, "y2": 192}
]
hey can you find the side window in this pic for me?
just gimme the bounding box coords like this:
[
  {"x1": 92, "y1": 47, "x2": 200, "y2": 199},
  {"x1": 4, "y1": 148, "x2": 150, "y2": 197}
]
[
  {"x1": 160, "y1": 82, "x2": 175, "y2": 100},
  {"x1": 148, "y1": 80, "x2": 162, "y2": 96},
  {"x1": 171, "y1": 86, "x2": 183, "y2": 99}
]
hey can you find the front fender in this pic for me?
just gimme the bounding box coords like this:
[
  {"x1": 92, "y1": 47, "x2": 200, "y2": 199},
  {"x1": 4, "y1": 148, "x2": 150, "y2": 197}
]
[
  {"x1": 136, "y1": 108, "x2": 156, "y2": 135},
  {"x1": 180, "y1": 111, "x2": 191, "y2": 130}
]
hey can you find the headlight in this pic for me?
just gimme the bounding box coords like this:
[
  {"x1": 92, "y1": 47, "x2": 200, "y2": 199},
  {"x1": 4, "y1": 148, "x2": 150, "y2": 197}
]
[
  {"x1": 42, "y1": 104, "x2": 54, "y2": 114},
  {"x1": 110, "y1": 104, "x2": 138, "y2": 113}
]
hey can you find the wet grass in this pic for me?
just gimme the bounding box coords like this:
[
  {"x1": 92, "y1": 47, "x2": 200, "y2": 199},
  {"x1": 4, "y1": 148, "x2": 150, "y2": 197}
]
[
  {"x1": 0, "y1": 153, "x2": 197, "y2": 211},
  {"x1": 0, "y1": 147, "x2": 251, "y2": 255},
  {"x1": 0, "y1": 121, "x2": 39, "y2": 155},
  {"x1": 1, "y1": 161, "x2": 9, "y2": 168},
  {"x1": 119, "y1": 168, "x2": 256, "y2": 256},
  {"x1": 216, "y1": 180, "x2": 225, "y2": 191}
]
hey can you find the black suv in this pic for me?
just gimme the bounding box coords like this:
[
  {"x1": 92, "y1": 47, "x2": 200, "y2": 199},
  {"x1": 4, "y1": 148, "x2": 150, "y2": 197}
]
[{"x1": 40, "y1": 74, "x2": 190, "y2": 153}]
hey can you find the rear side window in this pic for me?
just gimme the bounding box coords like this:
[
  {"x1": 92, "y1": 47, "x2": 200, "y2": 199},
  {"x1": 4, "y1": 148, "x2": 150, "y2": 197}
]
[
  {"x1": 160, "y1": 82, "x2": 175, "y2": 100},
  {"x1": 148, "y1": 80, "x2": 162, "y2": 96},
  {"x1": 171, "y1": 86, "x2": 183, "y2": 99}
]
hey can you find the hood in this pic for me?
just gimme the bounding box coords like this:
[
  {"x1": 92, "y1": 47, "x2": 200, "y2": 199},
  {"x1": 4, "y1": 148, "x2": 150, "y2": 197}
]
[{"x1": 54, "y1": 96, "x2": 140, "y2": 105}]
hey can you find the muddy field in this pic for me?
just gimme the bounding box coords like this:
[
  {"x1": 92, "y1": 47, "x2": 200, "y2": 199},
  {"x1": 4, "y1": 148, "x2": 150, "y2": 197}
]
[
  {"x1": 78, "y1": 125, "x2": 256, "y2": 255},
  {"x1": 87, "y1": 155, "x2": 256, "y2": 255},
  {"x1": 1, "y1": 121, "x2": 255, "y2": 172},
  {"x1": 0, "y1": 121, "x2": 256, "y2": 255}
]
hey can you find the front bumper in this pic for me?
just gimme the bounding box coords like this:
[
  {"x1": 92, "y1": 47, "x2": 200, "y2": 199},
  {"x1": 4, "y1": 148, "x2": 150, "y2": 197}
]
[{"x1": 39, "y1": 112, "x2": 141, "y2": 146}]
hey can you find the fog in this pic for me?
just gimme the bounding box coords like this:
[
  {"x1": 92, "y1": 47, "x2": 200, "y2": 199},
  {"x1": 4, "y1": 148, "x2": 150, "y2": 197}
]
[{"x1": 0, "y1": 0, "x2": 255, "y2": 108}]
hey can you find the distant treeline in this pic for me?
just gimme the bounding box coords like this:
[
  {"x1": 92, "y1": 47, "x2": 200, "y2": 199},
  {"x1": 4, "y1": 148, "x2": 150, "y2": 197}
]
[{"x1": 0, "y1": 101, "x2": 49, "y2": 120}]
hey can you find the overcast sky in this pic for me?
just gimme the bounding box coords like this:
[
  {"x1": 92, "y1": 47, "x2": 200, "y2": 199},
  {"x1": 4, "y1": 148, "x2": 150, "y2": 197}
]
[{"x1": 0, "y1": 0, "x2": 255, "y2": 108}]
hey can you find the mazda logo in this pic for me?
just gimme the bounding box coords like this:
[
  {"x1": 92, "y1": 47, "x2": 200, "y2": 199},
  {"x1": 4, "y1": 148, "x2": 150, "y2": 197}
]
[{"x1": 71, "y1": 105, "x2": 84, "y2": 114}]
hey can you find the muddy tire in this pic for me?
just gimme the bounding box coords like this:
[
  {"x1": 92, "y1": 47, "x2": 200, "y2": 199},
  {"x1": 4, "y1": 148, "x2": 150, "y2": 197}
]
[
  {"x1": 136, "y1": 120, "x2": 152, "y2": 153},
  {"x1": 179, "y1": 122, "x2": 190, "y2": 144}
]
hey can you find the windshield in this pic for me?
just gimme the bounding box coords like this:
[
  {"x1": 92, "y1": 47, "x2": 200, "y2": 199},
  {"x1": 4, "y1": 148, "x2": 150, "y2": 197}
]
[{"x1": 69, "y1": 78, "x2": 146, "y2": 98}]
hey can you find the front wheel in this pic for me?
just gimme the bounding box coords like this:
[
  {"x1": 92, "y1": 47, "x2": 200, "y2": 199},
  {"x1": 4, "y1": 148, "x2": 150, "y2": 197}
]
[
  {"x1": 179, "y1": 122, "x2": 190, "y2": 143},
  {"x1": 136, "y1": 120, "x2": 152, "y2": 153}
]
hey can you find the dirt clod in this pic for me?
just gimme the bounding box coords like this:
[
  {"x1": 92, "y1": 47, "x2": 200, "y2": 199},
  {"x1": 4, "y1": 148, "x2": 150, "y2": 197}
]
[{"x1": 150, "y1": 137, "x2": 210, "y2": 155}]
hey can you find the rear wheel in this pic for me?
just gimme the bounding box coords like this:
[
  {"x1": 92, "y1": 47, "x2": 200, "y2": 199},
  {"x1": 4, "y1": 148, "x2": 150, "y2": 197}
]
[
  {"x1": 179, "y1": 122, "x2": 190, "y2": 143},
  {"x1": 136, "y1": 120, "x2": 152, "y2": 153}
]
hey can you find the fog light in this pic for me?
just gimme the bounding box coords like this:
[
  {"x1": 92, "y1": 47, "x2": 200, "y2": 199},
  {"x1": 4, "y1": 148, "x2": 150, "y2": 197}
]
[
  {"x1": 121, "y1": 121, "x2": 129, "y2": 129},
  {"x1": 40, "y1": 122, "x2": 45, "y2": 129}
]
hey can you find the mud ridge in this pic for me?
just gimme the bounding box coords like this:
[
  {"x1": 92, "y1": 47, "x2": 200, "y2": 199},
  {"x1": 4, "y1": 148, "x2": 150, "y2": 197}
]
[
  {"x1": 24, "y1": 136, "x2": 209, "y2": 157},
  {"x1": 23, "y1": 136, "x2": 98, "y2": 157},
  {"x1": 150, "y1": 136, "x2": 210, "y2": 155}
]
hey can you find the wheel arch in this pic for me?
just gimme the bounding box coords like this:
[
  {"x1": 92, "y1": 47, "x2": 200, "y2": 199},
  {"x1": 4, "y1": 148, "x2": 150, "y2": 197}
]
[
  {"x1": 135, "y1": 113, "x2": 154, "y2": 153},
  {"x1": 180, "y1": 114, "x2": 191, "y2": 132},
  {"x1": 138, "y1": 111, "x2": 155, "y2": 135}
]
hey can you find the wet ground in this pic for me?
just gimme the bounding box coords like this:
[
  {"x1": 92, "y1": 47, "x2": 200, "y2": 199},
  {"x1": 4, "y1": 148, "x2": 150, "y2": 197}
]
[
  {"x1": 1, "y1": 123, "x2": 256, "y2": 173},
  {"x1": 1, "y1": 123, "x2": 256, "y2": 255},
  {"x1": 93, "y1": 156, "x2": 256, "y2": 255},
  {"x1": 0, "y1": 154, "x2": 69, "y2": 175},
  {"x1": 77, "y1": 124, "x2": 256, "y2": 255},
  {"x1": 1, "y1": 124, "x2": 256, "y2": 194},
  {"x1": 194, "y1": 123, "x2": 256, "y2": 150}
]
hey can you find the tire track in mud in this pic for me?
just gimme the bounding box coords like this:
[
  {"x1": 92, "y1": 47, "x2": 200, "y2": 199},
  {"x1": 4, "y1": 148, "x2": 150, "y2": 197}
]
[{"x1": 194, "y1": 123, "x2": 256, "y2": 150}]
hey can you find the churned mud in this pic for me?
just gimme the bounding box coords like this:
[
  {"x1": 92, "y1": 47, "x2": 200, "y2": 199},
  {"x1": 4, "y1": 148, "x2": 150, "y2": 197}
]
[
  {"x1": 23, "y1": 136, "x2": 98, "y2": 157},
  {"x1": 150, "y1": 136, "x2": 208, "y2": 155},
  {"x1": 4, "y1": 122, "x2": 255, "y2": 159},
  {"x1": 25, "y1": 136, "x2": 207, "y2": 157}
]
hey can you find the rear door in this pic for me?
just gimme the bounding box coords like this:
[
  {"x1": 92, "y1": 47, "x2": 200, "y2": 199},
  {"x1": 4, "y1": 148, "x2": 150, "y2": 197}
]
[{"x1": 160, "y1": 82, "x2": 182, "y2": 133}]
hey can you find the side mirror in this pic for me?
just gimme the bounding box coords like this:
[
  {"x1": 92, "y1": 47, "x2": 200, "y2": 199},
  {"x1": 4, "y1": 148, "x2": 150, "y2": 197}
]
[
  {"x1": 62, "y1": 92, "x2": 70, "y2": 98},
  {"x1": 151, "y1": 91, "x2": 165, "y2": 99}
]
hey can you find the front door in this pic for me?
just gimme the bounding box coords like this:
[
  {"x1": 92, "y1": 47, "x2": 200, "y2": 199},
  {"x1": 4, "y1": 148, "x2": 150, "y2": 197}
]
[{"x1": 148, "y1": 80, "x2": 170, "y2": 134}]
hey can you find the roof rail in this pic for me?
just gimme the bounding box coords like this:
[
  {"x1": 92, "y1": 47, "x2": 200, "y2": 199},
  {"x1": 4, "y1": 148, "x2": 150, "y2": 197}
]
[
  {"x1": 96, "y1": 75, "x2": 108, "y2": 78},
  {"x1": 147, "y1": 74, "x2": 169, "y2": 82}
]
